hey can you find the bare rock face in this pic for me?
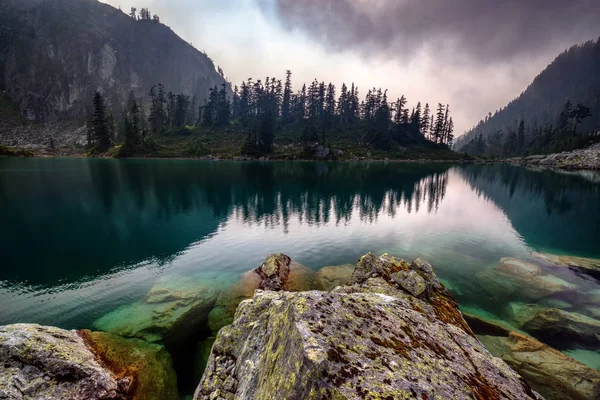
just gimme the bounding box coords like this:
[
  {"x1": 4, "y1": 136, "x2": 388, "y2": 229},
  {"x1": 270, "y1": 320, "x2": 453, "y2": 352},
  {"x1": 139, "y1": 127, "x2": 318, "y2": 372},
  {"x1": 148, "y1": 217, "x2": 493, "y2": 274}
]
[
  {"x1": 479, "y1": 332, "x2": 600, "y2": 400},
  {"x1": 0, "y1": 324, "x2": 177, "y2": 400},
  {"x1": 195, "y1": 253, "x2": 542, "y2": 400}
]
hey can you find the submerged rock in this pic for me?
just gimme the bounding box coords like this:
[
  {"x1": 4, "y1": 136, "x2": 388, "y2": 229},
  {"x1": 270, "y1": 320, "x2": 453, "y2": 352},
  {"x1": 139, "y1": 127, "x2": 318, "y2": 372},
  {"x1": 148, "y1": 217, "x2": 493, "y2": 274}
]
[
  {"x1": 313, "y1": 264, "x2": 355, "y2": 291},
  {"x1": 93, "y1": 275, "x2": 218, "y2": 344},
  {"x1": 508, "y1": 303, "x2": 600, "y2": 350},
  {"x1": 196, "y1": 253, "x2": 541, "y2": 399},
  {"x1": 0, "y1": 324, "x2": 178, "y2": 400},
  {"x1": 479, "y1": 332, "x2": 600, "y2": 400},
  {"x1": 208, "y1": 254, "x2": 313, "y2": 334},
  {"x1": 532, "y1": 252, "x2": 600, "y2": 281},
  {"x1": 477, "y1": 257, "x2": 575, "y2": 301}
]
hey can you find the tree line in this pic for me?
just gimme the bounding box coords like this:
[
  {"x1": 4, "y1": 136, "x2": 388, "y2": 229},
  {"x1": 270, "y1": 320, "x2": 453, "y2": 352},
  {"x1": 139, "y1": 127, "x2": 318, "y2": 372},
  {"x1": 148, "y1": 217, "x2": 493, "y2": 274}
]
[
  {"x1": 127, "y1": 6, "x2": 160, "y2": 23},
  {"x1": 461, "y1": 99, "x2": 595, "y2": 157},
  {"x1": 88, "y1": 71, "x2": 455, "y2": 156}
]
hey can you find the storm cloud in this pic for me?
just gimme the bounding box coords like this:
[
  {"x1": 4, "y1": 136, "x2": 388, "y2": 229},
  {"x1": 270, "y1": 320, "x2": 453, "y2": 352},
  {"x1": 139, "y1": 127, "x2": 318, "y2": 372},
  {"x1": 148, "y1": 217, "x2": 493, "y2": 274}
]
[{"x1": 271, "y1": 0, "x2": 600, "y2": 63}]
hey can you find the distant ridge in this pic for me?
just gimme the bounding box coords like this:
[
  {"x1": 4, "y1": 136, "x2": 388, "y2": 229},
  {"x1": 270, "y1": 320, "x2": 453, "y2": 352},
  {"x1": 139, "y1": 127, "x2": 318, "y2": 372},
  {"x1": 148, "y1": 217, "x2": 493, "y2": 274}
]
[{"x1": 456, "y1": 38, "x2": 600, "y2": 153}]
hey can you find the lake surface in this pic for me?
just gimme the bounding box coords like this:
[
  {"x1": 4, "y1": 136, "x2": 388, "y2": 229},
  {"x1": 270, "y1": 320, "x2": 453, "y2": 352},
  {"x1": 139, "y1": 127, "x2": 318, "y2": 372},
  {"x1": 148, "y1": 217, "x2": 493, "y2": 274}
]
[{"x1": 1, "y1": 158, "x2": 600, "y2": 392}]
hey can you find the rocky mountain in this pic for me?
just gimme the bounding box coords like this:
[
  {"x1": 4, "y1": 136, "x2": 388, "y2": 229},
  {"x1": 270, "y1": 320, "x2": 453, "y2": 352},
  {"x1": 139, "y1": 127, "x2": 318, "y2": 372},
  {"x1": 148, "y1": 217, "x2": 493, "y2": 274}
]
[
  {"x1": 0, "y1": 0, "x2": 228, "y2": 123},
  {"x1": 455, "y1": 38, "x2": 600, "y2": 153}
]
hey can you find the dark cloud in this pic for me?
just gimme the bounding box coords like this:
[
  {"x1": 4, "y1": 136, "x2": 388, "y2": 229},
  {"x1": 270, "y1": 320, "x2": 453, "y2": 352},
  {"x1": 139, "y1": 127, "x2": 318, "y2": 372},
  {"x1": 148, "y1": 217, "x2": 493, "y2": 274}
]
[{"x1": 271, "y1": 0, "x2": 600, "y2": 63}]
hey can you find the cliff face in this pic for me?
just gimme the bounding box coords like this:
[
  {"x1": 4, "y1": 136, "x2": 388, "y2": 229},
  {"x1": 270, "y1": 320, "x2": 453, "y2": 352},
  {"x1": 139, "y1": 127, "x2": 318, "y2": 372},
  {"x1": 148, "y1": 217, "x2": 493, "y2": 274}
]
[{"x1": 0, "y1": 0, "x2": 228, "y2": 123}]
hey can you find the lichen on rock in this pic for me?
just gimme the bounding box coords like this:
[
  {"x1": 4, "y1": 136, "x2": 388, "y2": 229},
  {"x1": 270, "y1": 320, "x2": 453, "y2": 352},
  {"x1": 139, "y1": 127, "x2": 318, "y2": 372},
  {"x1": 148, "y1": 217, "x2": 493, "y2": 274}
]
[
  {"x1": 196, "y1": 253, "x2": 542, "y2": 400},
  {"x1": 0, "y1": 324, "x2": 178, "y2": 400},
  {"x1": 208, "y1": 254, "x2": 313, "y2": 335}
]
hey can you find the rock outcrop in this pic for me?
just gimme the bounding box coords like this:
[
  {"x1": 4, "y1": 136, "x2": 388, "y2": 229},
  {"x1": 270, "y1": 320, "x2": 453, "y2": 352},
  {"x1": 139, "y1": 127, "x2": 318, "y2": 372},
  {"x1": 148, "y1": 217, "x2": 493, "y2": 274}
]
[
  {"x1": 479, "y1": 332, "x2": 600, "y2": 400},
  {"x1": 0, "y1": 324, "x2": 177, "y2": 400},
  {"x1": 507, "y1": 143, "x2": 600, "y2": 171},
  {"x1": 196, "y1": 253, "x2": 542, "y2": 399}
]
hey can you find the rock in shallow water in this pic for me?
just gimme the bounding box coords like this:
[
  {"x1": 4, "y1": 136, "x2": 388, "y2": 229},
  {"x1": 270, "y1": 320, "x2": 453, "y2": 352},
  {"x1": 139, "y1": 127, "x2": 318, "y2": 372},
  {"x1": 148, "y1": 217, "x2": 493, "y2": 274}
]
[
  {"x1": 477, "y1": 257, "x2": 576, "y2": 301},
  {"x1": 313, "y1": 264, "x2": 355, "y2": 291},
  {"x1": 532, "y1": 252, "x2": 600, "y2": 281},
  {"x1": 93, "y1": 275, "x2": 218, "y2": 343},
  {"x1": 208, "y1": 254, "x2": 313, "y2": 334},
  {"x1": 196, "y1": 253, "x2": 542, "y2": 400},
  {"x1": 479, "y1": 332, "x2": 600, "y2": 400},
  {"x1": 0, "y1": 324, "x2": 178, "y2": 400},
  {"x1": 508, "y1": 303, "x2": 600, "y2": 350}
]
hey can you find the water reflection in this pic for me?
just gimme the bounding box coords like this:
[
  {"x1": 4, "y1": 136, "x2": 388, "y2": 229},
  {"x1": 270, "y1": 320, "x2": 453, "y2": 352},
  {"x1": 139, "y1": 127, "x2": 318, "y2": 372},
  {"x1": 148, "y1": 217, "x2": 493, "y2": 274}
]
[
  {"x1": 0, "y1": 160, "x2": 451, "y2": 286},
  {"x1": 458, "y1": 165, "x2": 600, "y2": 257},
  {"x1": 1, "y1": 159, "x2": 599, "y2": 333}
]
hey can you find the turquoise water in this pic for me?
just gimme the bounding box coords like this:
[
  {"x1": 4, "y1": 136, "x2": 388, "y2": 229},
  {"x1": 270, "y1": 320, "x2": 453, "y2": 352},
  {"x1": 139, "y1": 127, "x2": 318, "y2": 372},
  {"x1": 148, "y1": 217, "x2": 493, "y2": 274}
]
[{"x1": 1, "y1": 158, "x2": 599, "y2": 392}]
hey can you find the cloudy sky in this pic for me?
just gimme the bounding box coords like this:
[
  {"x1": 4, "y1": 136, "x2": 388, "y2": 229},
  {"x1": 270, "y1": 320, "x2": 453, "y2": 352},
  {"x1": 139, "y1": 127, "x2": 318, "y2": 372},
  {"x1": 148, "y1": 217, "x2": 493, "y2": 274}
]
[{"x1": 103, "y1": 0, "x2": 600, "y2": 136}]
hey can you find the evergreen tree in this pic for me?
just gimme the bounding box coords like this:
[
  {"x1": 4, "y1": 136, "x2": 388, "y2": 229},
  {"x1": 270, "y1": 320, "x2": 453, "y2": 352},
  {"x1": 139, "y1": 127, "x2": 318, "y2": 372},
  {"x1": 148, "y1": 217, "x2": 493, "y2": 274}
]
[
  {"x1": 421, "y1": 103, "x2": 431, "y2": 139},
  {"x1": 174, "y1": 94, "x2": 190, "y2": 127},
  {"x1": 571, "y1": 103, "x2": 592, "y2": 133},
  {"x1": 92, "y1": 91, "x2": 110, "y2": 149},
  {"x1": 433, "y1": 103, "x2": 445, "y2": 143},
  {"x1": 517, "y1": 118, "x2": 526, "y2": 152},
  {"x1": 281, "y1": 70, "x2": 292, "y2": 124},
  {"x1": 215, "y1": 83, "x2": 231, "y2": 127}
]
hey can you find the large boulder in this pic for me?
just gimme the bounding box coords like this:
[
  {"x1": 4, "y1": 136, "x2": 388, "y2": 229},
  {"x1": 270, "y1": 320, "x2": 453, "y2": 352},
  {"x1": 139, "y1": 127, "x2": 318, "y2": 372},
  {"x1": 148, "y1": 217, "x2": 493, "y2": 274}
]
[
  {"x1": 477, "y1": 258, "x2": 576, "y2": 301},
  {"x1": 0, "y1": 324, "x2": 178, "y2": 400},
  {"x1": 208, "y1": 254, "x2": 313, "y2": 334},
  {"x1": 479, "y1": 332, "x2": 600, "y2": 400},
  {"x1": 195, "y1": 253, "x2": 541, "y2": 400},
  {"x1": 508, "y1": 303, "x2": 600, "y2": 350},
  {"x1": 93, "y1": 275, "x2": 218, "y2": 344}
]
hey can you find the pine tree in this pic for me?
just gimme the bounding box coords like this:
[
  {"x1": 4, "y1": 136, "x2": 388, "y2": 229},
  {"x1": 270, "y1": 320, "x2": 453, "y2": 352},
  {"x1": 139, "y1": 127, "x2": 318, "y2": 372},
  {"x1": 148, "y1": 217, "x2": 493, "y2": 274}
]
[
  {"x1": 433, "y1": 103, "x2": 445, "y2": 143},
  {"x1": 92, "y1": 91, "x2": 110, "y2": 149},
  {"x1": 421, "y1": 103, "x2": 431, "y2": 139},
  {"x1": 446, "y1": 117, "x2": 454, "y2": 146},
  {"x1": 517, "y1": 118, "x2": 525, "y2": 152},
  {"x1": 174, "y1": 94, "x2": 190, "y2": 127},
  {"x1": 281, "y1": 70, "x2": 292, "y2": 124},
  {"x1": 324, "y1": 83, "x2": 336, "y2": 128},
  {"x1": 215, "y1": 83, "x2": 230, "y2": 127},
  {"x1": 337, "y1": 83, "x2": 349, "y2": 124}
]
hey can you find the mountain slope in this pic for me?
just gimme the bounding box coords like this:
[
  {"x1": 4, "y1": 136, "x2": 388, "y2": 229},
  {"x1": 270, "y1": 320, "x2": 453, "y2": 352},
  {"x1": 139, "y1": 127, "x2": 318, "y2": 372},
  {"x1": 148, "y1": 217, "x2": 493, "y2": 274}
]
[
  {"x1": 456, "y1": 38, "x2": 600, "y2": 154},
  {"x1": 0, "y1": 0, "x2": 228, "y2": 123}
]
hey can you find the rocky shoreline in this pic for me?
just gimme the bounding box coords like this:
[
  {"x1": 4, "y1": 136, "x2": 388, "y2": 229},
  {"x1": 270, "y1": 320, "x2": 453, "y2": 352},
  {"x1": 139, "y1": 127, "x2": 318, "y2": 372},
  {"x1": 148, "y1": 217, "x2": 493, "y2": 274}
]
[
  {"x1": 1, "y1": 253, "x2": 600, "y2": 399},
  {"x1": 506, "y1": 143, "x2": 600, "y2": 170}
]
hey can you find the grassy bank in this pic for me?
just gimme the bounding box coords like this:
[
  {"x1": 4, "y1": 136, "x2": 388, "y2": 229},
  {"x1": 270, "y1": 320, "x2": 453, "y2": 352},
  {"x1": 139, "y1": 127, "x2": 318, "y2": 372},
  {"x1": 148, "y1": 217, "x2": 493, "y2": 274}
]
[
  {"x1": 110, "y1": 125, "x2": 472, "y2": 161},
  {"x1": 0, "y1": 145, "x2": 35, "y2": 157}
]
